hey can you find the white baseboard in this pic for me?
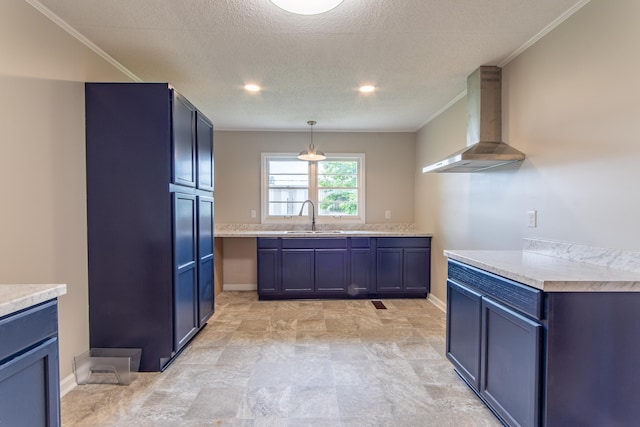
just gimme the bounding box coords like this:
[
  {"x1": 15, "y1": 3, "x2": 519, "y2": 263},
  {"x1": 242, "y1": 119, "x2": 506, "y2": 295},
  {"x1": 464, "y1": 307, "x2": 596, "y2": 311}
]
[
  {"x1": 427, "y1": 294, "x2": 446, "y2": 313},
  {"x1": 60, "y1": 372, "x2": 77, "y2": 397},
  {"x1": 223, "y1": 283, "x2": 257, "y2": 291}
]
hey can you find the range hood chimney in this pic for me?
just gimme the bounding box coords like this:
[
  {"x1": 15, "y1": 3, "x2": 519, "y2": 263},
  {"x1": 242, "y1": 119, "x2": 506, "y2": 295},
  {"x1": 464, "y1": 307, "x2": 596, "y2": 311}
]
[{"x1": 422, "y1": 66, "x2": 525, "y2": 173}]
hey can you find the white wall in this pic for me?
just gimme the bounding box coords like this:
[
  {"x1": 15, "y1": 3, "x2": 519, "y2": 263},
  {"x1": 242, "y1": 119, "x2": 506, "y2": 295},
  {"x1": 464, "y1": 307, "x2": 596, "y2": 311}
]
[
  {"x1": 215, "y1": 130, "x2": 416, "y2": 224},
  {"x1": 0, "y1": 0, "x2": 131, "y2": 380},
  {"x1": 415, "y1": 0, "x2": 640, "y2": 303},
  {"x1": 215, "y1": 130, "x2": 416, "y2": 287}
]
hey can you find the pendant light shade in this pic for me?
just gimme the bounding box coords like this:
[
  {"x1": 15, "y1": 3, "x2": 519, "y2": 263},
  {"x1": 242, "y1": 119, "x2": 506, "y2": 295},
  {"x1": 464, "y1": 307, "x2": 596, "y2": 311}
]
[
  {"x1": 298, "y1": 120, "x2": 326, "y2": 161},
  {"x1": 269, "y1": 0, "x2": 344, "y2": 15}
]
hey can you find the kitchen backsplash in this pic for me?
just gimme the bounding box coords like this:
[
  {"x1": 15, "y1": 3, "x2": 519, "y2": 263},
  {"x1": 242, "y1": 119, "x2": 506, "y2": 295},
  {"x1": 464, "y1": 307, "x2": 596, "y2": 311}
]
[
  {"x1": 523, "y1": 238, "x2": 640, "y2": 273},
  {"x1": 215, "y1": 223, "x2": 420, "y2": 233}
]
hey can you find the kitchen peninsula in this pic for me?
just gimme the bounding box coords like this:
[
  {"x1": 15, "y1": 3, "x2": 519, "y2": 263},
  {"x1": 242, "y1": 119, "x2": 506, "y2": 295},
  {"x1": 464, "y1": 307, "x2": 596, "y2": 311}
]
[{"x1": 444, "y1": 239, "x2": 640, "y2": 427}]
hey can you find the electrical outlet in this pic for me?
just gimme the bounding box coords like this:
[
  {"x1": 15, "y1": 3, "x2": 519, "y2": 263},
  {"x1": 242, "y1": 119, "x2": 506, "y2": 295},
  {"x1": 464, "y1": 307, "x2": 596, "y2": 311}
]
[
  {"x1": 250, "y1": 209, "x2": 257, "y2": 219},
  {"x1": 385, "y1": 210, "x2": 391, "y2": 220},
  {"x1": 527, "y1": 210, "x2": 537, "y2": 228}
]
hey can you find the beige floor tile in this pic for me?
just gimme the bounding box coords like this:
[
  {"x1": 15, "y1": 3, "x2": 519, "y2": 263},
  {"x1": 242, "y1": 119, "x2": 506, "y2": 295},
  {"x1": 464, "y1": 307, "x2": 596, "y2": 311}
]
[{"x1": 61, "y1": 292, "x2": 501, "y2": 427}]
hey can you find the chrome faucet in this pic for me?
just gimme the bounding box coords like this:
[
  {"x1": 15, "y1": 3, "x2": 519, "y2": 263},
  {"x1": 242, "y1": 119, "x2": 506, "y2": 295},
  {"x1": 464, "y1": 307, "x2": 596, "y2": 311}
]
[{"x1": 298, "y1": 200, "x2": 316, "y2": 231}]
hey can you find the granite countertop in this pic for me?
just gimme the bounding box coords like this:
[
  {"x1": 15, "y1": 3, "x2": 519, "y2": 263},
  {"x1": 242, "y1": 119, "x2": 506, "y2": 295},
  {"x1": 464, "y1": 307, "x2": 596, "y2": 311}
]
[
  {"x1": 445, "y1": 249, "x2": 640, "y2": 293},
  {"x1": 0, "y1": 284, "x2": 67, "y2": 318},
  {"x1": 215, "y1": 223, "x2": 432, "y2": 238}
]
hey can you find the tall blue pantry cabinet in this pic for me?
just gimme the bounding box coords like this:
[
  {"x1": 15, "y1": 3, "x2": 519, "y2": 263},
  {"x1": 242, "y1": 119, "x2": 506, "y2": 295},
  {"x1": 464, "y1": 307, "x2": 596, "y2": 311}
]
[{"x1": 85, "y1": 83, "x2": 214, "y2": 371}]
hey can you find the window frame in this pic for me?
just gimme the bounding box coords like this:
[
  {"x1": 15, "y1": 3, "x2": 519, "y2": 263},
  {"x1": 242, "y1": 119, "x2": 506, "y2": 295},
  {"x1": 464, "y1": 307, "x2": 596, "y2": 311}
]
[{"x1": 261, "y1": 152, "x2": 365, "y2": 225}]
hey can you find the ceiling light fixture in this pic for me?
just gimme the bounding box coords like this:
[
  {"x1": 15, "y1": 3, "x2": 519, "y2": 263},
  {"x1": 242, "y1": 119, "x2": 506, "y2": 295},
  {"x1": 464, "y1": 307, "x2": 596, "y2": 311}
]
[
  {"x1": 298, "y1": 121, "x2": 326, "y2": 161},
  {"x1": 359, "y1": 85, "x2": 376, "y2": 93},
  {"x1": 269, "y1": 0, "x2": 344, "y2": 15},
  {"x1": 244, "y1": 84, "x2": 261, "y2": 92}
]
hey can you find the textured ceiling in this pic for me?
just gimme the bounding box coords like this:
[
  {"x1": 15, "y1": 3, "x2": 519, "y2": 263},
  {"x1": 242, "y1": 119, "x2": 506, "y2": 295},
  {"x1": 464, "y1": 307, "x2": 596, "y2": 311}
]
[{"x1": 32, "y1": 0, "x2": 586, "y2": 131}]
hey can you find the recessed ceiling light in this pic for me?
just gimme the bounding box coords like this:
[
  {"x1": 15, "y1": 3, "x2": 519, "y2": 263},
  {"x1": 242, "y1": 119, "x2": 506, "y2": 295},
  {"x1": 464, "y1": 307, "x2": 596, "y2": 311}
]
[
  {"x1": 244, "y1": 84, "x2": 261, "y2": 92},
  {"x1": 269, "y1": 0, "x2": 344, "y2": 15},
  {"x1": 359, "y1": 85, "x2": 376, "y2": 93}
]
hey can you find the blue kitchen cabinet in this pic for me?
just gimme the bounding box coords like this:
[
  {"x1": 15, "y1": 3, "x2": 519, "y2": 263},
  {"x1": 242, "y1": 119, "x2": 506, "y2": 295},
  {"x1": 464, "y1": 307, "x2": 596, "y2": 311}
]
[
  {"x1": 446, "y1": 260, "x2": 542, "y2": 427},
  {"x1": 282, "y1": 249, "x2": 315, "y2": 293},
  {"x1": 349, "y1": 238, "x2": 373, "y2": 295},
  {"x1": 198, "y1": 195, "x2": 215, "y2": 326},
  {"x1": 0, "y1": 300, "x2": 60, "y2": 427},
  {"x1": 85, "y1": 83, "x2": 214, "y2": 371},
  {"x1": 257, "y1": 238, "x2": 280, "y2": 294},
  {"x1": 173, "y1": 192, "x2": 199, "y2": 350},
  {"x1": 172, "y1": 91, "x2": 197, "y2": 188},
  {"x1": 196, "y1": 114, "x2": 215, "y2": 192},
  {"x1": 376, "y1": 238, "x2": 430, "y2": 296},
  {"x1": 446, "y1": 259, "x2": 640, "y2": 426},
  {"x1": 315, "y1": 249, "x2": 349, "y2": 293},
  {"x1": 446, "y1": 279, "x2": 482, "y2": 390},
  {"x1": 257, "y1": 236, "x2": 430, "y2": 299}
]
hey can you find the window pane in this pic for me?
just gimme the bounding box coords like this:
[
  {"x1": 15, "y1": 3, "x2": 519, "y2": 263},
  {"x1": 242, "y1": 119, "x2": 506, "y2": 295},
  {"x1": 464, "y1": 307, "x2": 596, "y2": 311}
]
[
  {"x1": 269, "y1": 201, "x2": 306, "y2": 216},
  {"x1": 269, "y1": 160, "x2": 308, "y2": 174},
  {"x1": 318, "y1": 189, "x2": 358, "y2": 216},
  {"x1": 269, "y1": 174, "x2": 308, "y2": 187},
  {"x1": 318, "y1": 160, "x2": 358, "y2": 188},
  {"x1": 269, "y1": 189, "x2": 308, "y2": 203}
]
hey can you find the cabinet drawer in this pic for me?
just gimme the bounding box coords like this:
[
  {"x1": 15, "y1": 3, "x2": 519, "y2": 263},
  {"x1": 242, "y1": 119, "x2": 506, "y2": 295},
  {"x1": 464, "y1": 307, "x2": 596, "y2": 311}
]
[
  {"x1": 282, "y1": 238, "x2": 347, "y2": 249},
  {"x1": 257, "y1": 237, "x2": 280, "y2": 249},
  {"x1": 350, "y1": 238, "x2": 370, "y2": 248},
  {"x1": 448, "y1": 260, "x2": 543, "y2": 320},
  {"x1": 376, "y1": 237, "x2": 430, "y2": 248},
  {"x1": 0, "y1": 301, "x2": 58, "y2": 363}
]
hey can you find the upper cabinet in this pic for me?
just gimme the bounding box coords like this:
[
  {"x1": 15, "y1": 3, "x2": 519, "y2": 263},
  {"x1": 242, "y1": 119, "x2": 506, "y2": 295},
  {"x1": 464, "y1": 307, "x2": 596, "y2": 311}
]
[
  {"x1": 172, "y1": 91, "x2": 214, "y2": 191},
  {"x1": 172, "y1": 92, "x2": 197, "y2": 188},
  {"x1": 196, "y1": 114, "x2": 214, "y2": 192}
]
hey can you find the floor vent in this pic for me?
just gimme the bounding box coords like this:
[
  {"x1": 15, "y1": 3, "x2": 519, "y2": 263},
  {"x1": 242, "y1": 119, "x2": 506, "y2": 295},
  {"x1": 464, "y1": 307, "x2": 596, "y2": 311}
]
[{"x1": 371, "y1": 301, "x2": 387, "y2": 310}]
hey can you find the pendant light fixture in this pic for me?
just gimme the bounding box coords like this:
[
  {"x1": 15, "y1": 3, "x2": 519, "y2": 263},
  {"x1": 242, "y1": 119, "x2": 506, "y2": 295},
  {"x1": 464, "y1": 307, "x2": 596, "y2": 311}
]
[
  {"x1": 298, "y1": 121, "x2": 326, "y2": 161},
  {"x1": 269, "y1": 0, "x2": 344, "y2": 15}
]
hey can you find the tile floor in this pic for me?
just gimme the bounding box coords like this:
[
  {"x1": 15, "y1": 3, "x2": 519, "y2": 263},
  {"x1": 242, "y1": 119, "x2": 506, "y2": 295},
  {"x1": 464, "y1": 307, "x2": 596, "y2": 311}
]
[{"x1": 61, "y1": 292, "x2": 501, "y2": 426}]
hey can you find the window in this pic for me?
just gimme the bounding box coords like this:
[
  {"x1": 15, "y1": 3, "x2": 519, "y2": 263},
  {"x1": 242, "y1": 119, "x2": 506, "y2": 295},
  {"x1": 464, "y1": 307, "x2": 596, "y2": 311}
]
[{"x1": 262, "y1": 153, "x2": 365, "y2": 224}]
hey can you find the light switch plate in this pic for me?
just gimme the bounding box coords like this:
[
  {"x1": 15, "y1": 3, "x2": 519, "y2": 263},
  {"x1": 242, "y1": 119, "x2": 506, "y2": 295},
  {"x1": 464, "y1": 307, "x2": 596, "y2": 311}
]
[
  {"x1": 385, "y1": 210, "x2": 391, "y2": 220},
  {"x1": 527, "y1": 210, "x2": 537, "y2": 228}
]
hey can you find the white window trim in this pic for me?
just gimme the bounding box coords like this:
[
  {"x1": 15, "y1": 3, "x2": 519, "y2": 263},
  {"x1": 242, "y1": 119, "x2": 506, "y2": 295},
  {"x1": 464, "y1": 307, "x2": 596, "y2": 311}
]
[{"x1": 261, "y1": 152, "x2": 365, "y2": 225}]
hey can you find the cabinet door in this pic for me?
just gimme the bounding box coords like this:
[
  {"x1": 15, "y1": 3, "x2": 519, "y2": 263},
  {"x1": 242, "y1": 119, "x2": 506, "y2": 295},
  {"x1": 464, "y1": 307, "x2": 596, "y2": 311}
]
[
  {"x1": 0, "y1": 337, "x2": 60, "y2": 427},
  {"x1": 172, "y1": 91, "x2": 196, "y2": 188},
  {"x1": 282, "y1": 249, "x2": 314, "y2": 293},
  {"x1": 350, "y1": 248, "x2": 371, "y2": 295},
  {"x1": 197, "y1": 196, "x2": 214, "y2": 325},
  {"x1": 403, "y1": 248, "x2": 430, "y2": 291},
  {"x1": 196, "y1": 113, "x2": 214, "y2": 191},
  {"x1": 315, "y1": 249, "x2": 348, "y2": 293},
  {"x1": 481, "y1": 297, "x2": 541, "y2": 427},
  {"x1": 257, "y1": 249, "x2": 280, "y2": 294},
  {"x1": 446, "y1": 279, "x2": 482, "y2": 390},
  {"x1": 376, "y1": 248, "x2": 403, "y2": 291},
  {"x1": 173, "y1": 193, "x2": 199, "y2": 350}
]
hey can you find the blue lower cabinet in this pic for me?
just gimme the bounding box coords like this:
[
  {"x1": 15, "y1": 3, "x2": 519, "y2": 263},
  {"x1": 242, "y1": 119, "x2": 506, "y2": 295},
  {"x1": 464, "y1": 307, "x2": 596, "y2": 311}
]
[
  {"x1": 257, "y1": 249, "x2": 279, "y2": 294},
  {"x1": 315, "y1": 249, "x2": 348, "y2": 292},
  {"x1": 446, "y1": 259, "x2": 640, "y2": 426},
  {"x1": 446, "y1": 279, "x2": 482, "y2": 390},
  {"x1": 0, "y1": 301, "x2": 60, "y2": 427},
  {"x1": 257, "y1": 236, "x2": 430, "y2": 299},
  {"x1": 376, "y1": 238, "x2": 431, "y2": 295},
  {"x1": 282, "y1": 249, "x2": 315, "y2": 293},
  {"x1": 350, "y1": 248, "x2": 372, "y2": 295},
  {"x1": 481, "y1": 297, "x2": 541, "y2": 427}
]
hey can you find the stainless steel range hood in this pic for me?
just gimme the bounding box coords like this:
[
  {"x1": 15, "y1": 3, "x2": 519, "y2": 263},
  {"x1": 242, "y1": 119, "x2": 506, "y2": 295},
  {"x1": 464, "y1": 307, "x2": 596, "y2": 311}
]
[{"x1": 422, "y1": 66, "x2": 525, "y2": 173}]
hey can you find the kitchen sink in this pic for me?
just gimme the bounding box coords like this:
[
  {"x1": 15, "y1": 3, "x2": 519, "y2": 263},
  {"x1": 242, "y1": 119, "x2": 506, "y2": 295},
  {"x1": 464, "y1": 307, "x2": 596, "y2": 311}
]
[{"x1": 285, "y1": 230, "x2": 344, "y2": 234}]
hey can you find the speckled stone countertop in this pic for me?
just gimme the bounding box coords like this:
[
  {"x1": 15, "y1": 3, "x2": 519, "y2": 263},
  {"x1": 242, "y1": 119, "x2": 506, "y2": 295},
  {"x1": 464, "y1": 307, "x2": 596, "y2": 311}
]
[
  {"x1": 445, "y1": 242, "x2": 640, "y2": 293},
  {"x1": 0, "y1": 284, "x2": 67, "y2": 318},
  {"x1": 215, "y1": 223, "x2": 432, "y2": 238}
]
